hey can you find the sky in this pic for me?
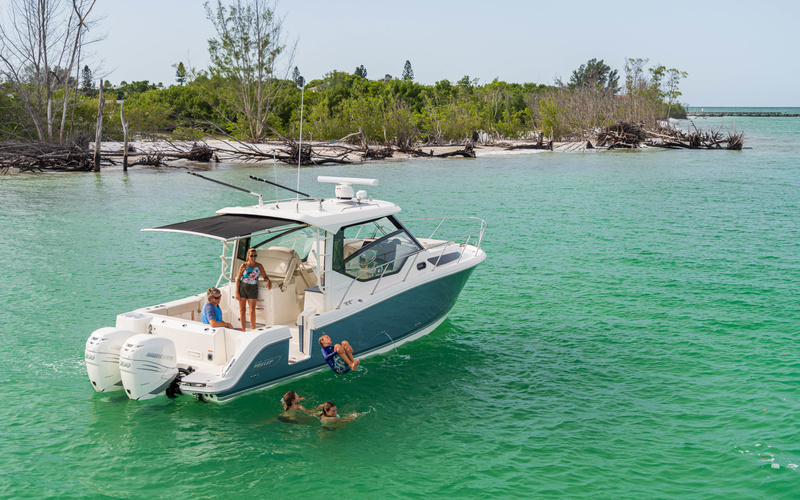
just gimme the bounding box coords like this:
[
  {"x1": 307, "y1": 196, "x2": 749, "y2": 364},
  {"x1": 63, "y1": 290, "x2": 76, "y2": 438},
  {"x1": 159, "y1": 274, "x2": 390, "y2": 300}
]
[{"x1": 74, "y1": 0, "x2": 800, "y2": 106}]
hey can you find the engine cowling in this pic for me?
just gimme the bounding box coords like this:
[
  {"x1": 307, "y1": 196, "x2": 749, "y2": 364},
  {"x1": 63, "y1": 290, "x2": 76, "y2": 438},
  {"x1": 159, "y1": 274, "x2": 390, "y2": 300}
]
[
  {"x1": 119, "y1": 334, "x2": 178, "y2": 400},
  {"x1": 85, "y1": 328, "x2": 135, "y2": 392}
]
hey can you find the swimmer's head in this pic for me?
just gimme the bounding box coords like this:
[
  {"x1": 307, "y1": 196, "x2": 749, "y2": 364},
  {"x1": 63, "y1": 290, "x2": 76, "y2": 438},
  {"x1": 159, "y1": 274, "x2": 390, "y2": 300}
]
[
  {"x1": 321, "y1": 401, "x2": 336, "y2": 417},
  {"x1": 318, "y1": 334, "x2": 331, "y2": 347},
  {"x1": 282, "y1": 390, "x2": 298, "y2": 409}
]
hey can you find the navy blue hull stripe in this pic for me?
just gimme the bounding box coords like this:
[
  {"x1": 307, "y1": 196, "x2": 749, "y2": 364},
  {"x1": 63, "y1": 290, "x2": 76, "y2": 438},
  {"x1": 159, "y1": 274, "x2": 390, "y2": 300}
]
[{"x1": 209, "y1": 267, "x2": 476, "y2": 400}]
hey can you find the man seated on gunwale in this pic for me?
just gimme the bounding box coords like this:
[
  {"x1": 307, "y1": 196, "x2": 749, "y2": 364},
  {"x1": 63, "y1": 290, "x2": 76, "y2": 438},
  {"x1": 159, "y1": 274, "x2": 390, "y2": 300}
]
[{"x1": 201, "y1": 287, "x2": 240, "y2": 330}]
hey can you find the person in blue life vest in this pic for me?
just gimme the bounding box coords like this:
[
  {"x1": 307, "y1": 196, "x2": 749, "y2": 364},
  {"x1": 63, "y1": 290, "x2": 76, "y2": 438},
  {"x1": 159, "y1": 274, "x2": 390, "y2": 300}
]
[
  {"x1": 319, "y1": 333, "x2": 359, "y2": 374},
  {"x1": 201, "y1": 287, "x2": 240, "y2": 330},
  {"x1": 235, "y1": 248, "x2": 271, "y2": 331}
]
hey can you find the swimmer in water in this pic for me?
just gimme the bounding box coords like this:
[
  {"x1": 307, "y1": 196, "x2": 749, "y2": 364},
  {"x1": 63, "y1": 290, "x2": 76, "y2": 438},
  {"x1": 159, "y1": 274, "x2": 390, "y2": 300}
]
[
  {"x1": 281, "y1": 390, "x2": 306, "y2": 412},
  {"x1": 278, "y1": 390, "x2": 310, "y2": 423},
  {"x1": 317, "y1": 401, "x2": 360, "y2": 427}
]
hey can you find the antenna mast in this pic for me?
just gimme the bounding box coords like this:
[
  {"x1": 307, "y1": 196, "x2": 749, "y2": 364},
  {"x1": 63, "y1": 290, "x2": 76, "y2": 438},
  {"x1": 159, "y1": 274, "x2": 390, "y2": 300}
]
[{"x1": 296, "y1": 85, "x2": 305, "y2": 202}]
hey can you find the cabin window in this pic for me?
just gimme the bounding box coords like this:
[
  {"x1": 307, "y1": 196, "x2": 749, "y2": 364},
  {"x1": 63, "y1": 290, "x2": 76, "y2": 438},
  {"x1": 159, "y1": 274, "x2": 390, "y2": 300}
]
[{"x1": 333, "y1": 216, "x2": 422, "y2": 281}]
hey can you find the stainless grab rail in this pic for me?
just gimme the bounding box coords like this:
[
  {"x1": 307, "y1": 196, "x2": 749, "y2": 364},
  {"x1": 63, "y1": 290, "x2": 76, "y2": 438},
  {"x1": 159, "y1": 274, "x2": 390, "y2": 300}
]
[{"x1": 401, "y1": 216, "x2": 486, "y2": 254}]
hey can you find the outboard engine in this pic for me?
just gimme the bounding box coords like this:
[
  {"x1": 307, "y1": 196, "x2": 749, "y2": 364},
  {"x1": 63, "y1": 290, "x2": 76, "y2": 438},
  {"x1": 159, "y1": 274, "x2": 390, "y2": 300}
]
[
  {"x1": 119, "y1": 334, "x2": 178, "y2": 401},
  {"x1": 85, "y1": 328, "x2": 135, "y2": 392}
]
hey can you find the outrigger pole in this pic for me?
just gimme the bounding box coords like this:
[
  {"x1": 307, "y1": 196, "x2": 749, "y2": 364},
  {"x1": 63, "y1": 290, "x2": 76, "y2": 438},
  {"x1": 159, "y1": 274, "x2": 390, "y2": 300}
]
[
  {"x1": 249, "y1": 175, "x2": 314, "y2": 199},
  {"x1": 187, "y1": 171, "x2": 263, "y2": 205}
]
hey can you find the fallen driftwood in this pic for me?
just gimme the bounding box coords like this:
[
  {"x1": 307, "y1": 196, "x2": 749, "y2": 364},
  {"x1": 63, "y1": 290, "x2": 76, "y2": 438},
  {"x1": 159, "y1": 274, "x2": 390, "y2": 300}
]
[
  {"x1": 596, "y1": 122, "x2": 648, "y2": 148},
  {"x1": 554, "y1": 141, "x2": 597, "y2": 153},
  {"x1": 0, "y1": 138, "x2": 99, "y2": 173},
  {"x1": 497, "y1": 132, "x2": 553, "y2": 151},
  {"x1": 132, "y1": 153, "x2": 166, "y2": 167},
  {"x1": 103, "y1": 142, "x2": 217, "y2": 166},
  {"x1": 168, "y1": 143, "x2": 217, "y2": 162},
  {"x1": 645, "y1": 122, "x2": 745, "y2": 150},
  {"x1": 263, "y1": 128, "x2": 374, "y2": 165},
  {"x1": 400, "y1": 140, "x2": 476, "y2": 158},
  {"x1": 2, "y1": 120, "x2": 747, "y2": 174},
  {"x1": 0, "y1": 140, "x2": 221, "y2": 173},
  {"x1": 592, "y1": 121, "x2": 745, "y2": 150}
]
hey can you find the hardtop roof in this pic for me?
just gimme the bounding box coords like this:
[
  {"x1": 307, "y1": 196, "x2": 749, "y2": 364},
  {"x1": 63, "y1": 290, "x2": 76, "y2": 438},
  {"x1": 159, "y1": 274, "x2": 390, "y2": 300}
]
[{"x1": 144, "y1": 197, "x2": 401, "y2": 241}]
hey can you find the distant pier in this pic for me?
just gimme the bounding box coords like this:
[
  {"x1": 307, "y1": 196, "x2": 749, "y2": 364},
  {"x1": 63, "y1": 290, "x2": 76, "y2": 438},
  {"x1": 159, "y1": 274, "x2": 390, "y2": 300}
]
[{"x1": 689, "y1": 111, "x2": 800, "y2": 117}]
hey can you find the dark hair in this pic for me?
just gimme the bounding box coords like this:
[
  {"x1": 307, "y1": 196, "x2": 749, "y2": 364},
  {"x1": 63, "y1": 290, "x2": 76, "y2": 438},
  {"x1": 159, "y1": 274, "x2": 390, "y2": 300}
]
[
  {"x1": 282, "y1": 391, "x2": 297, "y2": 410},
  {"x1": 320, "y1": 401, "x2": 336, "y2": 417}
]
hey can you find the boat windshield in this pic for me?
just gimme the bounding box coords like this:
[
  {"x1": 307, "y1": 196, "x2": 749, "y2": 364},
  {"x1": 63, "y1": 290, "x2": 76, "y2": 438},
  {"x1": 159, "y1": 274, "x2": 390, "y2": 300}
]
[{"x1": 333, "y1": 216, "x2": 422, "y2": 281}]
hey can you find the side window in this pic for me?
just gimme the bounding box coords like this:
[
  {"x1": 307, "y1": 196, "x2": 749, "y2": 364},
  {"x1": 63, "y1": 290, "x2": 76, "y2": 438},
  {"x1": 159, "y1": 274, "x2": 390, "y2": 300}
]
[
  {"x1": 236, "y1": 237, "x2": 251, "y2": 260},
  {"x1": 333, "y1": 217, "x2": 422, "y2": 281}
]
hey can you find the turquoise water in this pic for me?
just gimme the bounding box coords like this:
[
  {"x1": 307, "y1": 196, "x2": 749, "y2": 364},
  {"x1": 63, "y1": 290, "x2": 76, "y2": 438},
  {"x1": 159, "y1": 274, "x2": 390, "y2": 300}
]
[
  {"x1": 1, "y1": 115, "x2": 799, "y2": 498},
  {"x1": 688, "y1": 107, "x2": 800, "y2": 114}
]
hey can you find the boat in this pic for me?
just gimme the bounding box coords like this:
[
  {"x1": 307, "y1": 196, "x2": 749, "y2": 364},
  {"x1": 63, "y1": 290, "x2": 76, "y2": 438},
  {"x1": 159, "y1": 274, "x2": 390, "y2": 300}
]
[{"x1": 85, "y1": 175, "x2": 486, "y2": 402}]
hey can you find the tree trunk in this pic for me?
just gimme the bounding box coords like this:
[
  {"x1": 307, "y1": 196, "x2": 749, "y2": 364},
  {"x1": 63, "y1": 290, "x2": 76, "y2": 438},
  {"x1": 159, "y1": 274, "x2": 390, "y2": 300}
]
[
  {"x1": 47, "y1": 98, "x2": 53, "y2": 142},
  {"x1": 93, "y1": 80, "x2": 105, "y2": 172},
  {"x1": 120, "y1": 100, "x2": 129, "y2": 171}
]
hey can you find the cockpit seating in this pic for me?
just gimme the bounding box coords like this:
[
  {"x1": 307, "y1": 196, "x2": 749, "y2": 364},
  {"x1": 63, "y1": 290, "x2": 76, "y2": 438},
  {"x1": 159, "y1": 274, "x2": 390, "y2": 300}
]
[
  {"x1": 256, "y1": 246, "x2": 318, "y2": 304},
  {"x1": 258, "y1": 246, "x2": 302, "y2": 291}
]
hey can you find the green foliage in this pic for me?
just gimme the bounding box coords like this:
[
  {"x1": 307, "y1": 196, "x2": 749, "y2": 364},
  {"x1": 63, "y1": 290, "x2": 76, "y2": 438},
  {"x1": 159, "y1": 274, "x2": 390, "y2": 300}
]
[
  {"x1": 120, "y1": 90, "x2": 175, "y2": 136},
  {"x1": 402, "y1": 61, "x2": 414, "y2": 82},
  {"x1": 538, "y1": 93, "x2": 572, "y2": 139},
  {"x1": 174, "y1": 62, "x2": 188, "y2": 86},
  {"x1": 201, "y1": 0, "x2": 290, "y2": 142},
  {"x1": 622, "y1": 58, "x2": 689, "y2": 124},
  {"x1": 170, "y1": 126, "x2": 205, "y2": 140},
  {"x1": 0, "y1": 47, "x2": 689, "y2": 144},
  {"x1": 75, "y1": 95, "x2": 111, "y2": 136},
  {"x1": 205, "y1": 0, "x2": 282, "y2": 81},
  {"x1": 81, "y1": 66, "x2": 94, "y2": 95},
  {"x1": 567, "y1": 58, "x2": 619, "y2": 94},
  {"x1": 624, "y1": 58, "x2": 649, "y2": 95},
  {"x1": 0, "y1": 84, "x2": 34, "y2": 140},
  {"x1": 292, "y1": 67, "x2": 304, "y2": 88},
  {"x1": 669, "y1": 102, "x2": 688, "y2": 119},
  {"x1": 110, "y1": 81, "x2": 162, "y2": 101}
]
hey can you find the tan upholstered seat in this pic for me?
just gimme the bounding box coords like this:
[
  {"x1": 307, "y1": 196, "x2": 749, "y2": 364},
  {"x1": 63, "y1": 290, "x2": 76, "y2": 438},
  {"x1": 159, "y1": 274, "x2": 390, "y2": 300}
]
[
  {"x1": 257, "y1": 247, "x2": 301, "y2": 290},
  {"x1": 254, "y1": 246, "x2": 319, "y2": 307}
]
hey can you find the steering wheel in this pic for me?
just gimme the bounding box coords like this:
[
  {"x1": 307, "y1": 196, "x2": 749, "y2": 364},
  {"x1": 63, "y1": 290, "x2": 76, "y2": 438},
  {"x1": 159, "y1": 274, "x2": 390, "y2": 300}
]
[{"x1": 361, "y1": 249, "x2": 377, "y2": 264}]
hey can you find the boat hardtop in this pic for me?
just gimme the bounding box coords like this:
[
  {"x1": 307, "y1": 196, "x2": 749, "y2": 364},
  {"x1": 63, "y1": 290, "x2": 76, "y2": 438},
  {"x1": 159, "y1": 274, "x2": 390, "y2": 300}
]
[{"x1": 154, "y1": 177, "x2": 401, "y2": 237}]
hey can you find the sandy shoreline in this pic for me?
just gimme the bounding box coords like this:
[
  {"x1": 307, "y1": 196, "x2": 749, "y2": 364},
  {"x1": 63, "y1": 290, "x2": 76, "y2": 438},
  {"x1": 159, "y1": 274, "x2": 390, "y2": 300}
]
[
  {"x1": 96, "y1": 138, "x2": 588, "y2": 166},
  {"x1": 0, "y1": 139, "x2": 607, "y2": 175}
]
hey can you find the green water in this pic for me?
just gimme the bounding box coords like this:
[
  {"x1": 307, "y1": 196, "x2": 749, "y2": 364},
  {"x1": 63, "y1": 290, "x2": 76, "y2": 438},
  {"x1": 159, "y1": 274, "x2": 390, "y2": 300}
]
[{"x1": 1, "y1": 114, "x2": 799, "y2": 499}]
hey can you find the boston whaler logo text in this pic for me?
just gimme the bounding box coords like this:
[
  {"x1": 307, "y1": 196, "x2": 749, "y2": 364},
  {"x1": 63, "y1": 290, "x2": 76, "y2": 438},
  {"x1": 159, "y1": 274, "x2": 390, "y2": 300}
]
[{"x1": 252, "y1": 356, "x2": 281, "y2": 370}]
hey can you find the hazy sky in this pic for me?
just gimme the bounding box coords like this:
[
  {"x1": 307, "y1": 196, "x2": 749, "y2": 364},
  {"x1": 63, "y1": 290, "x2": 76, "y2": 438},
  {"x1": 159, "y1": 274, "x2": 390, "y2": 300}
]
[{"x1": 83, "y1": 0, "x2": 799, "y2": 106}]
